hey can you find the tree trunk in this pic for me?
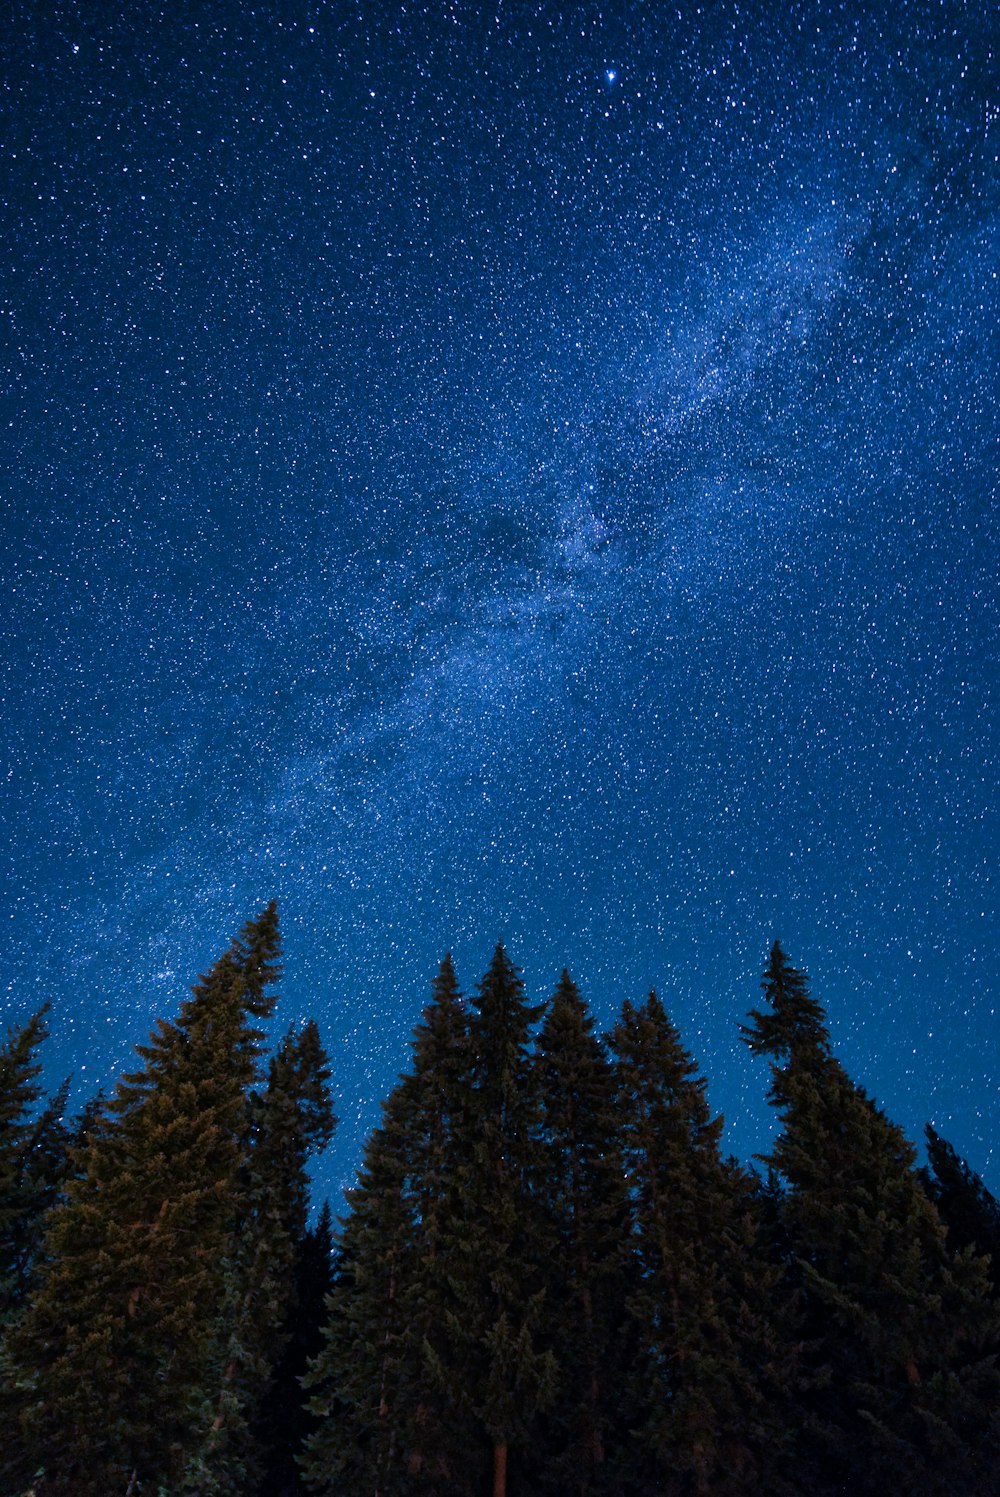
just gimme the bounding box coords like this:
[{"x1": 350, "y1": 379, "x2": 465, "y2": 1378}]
[
  {"x1": 492, "y1": 1440, "x2": 508, "y2": 1497},
  {"x1": 579, "y1": 1279, "x2": 604, "y2": 1465},
  {"x1": 692, "y1": 1440, "x2": 711, "y2": 1496}
]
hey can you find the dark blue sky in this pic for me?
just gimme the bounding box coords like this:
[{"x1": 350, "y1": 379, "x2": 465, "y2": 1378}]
[{"x1": 2, "y1": 0, "x2": 997, "y2": 1199}]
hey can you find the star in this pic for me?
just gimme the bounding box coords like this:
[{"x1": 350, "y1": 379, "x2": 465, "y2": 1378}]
[{"x1": 3, "y1": 0, "x2": 996, "y2": 1204}]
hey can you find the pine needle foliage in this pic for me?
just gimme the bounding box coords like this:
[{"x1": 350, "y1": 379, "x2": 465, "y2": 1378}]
[
  {"x1": 531, "y1": 971, "x2": 631, "y2": 1497},
  {"x1": 0, "y1": 1006, "x2": 66, "y2": 1327},
  {"x1": 3, "y1": 928, "x2": 997, "y2": 1496},
  {"x1": 921, "y1": 1125, "x2": 1000, "y2": 1285},
  {"x1": 304, "y1": 954, "x2": 483, "y2": 1497},
  {"x1": 609, "y1": 991, "x2": 799, "y2": 1496},
  {"x1": 744, "y1": 941, "x2": 1000, "y2": 1495},
  {"x1": 459, "y1": 943, "x2": 555, "y2": 1496},
  {"x1": 7, "y1": 904, "x2": 284, "y2": 1497},
  {"x1": 188, "y1": 1015, "x2": 336, "y2": 1494},
  {"x1": 256, "y1": 1200, "x2": 335, "y2": 1497},
  {"x1": 303, "y1": 1079, "x2": 425, "y2": 1496}
]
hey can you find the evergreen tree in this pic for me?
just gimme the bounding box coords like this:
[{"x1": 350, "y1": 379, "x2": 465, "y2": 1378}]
[
  {"x1": 5, "y1": 904, "x2": 283, "y2": 1497},
  {"x1": 304, "y1": 954, "x2": 483, "y2": 1497},
  {"x1": 189, "y1": 1016, "x2": 336, "y2": 1493},
  {"x1": 531, "y1": 972, "x2": 630, "y2": 1496},
  {"x1": 741, "y1": 940, "x2": 829, "y2": 1068},
  {"x1": 743, "y1": 941, "x2": 1000, "y2": 1495},
  {"x1": 257, "y1": 1200, "x2": 335, "y2": 1497},
  {"x1": 458, "y1": 943, "x2": 554, "y2": 1497},
  {"x1": 11, "y1": 1076, "x2": 72, "y2": 1292},
  {"x1": 922, "y1": 1125, "x2": 1000, "y2": 1287},
  {"x1": 608, "y1": 991, "x2": 798, "y2": 1496},
  {"x1": 0, "y1": 1006, "x2": 67, "y2": 1327},
  {"x1": 307, "y1": 946, "x2": 553, "y2": 1497},
  {"x1": 303, "y1": 1083, "x2": 424, "y2": 1497},
  {"x1": 0, "y1": 1008, "x2": 75, "y2": 1496},
  {"x1": 393, "y1": 952, "x2": 483, "y2": 1493}
]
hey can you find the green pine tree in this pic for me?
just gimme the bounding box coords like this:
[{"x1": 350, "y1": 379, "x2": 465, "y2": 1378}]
[
  {"x1": 306, "y1": 946, "x2": 553, "y2": 1497},
  {"x1": 304, "y1": 954, "x2": 482, "y2": 1497},
  {"x1": 6, "y1": 904, "x2": 283, "y2": 1497},
  {"x1": 393, "y1": 952, "x2": 483, "y2": 1493},
  {"x1": 608, "y1": 990, "x2": 799, "y2": 1496},
  {"x1": 256, "y1": 1199, "x2": 335, "y2": 1497},
  {"x1": 0, "y1": 1006, "x2": 65, "y2": 1327},
  {"x1": 743, "y1": 941, "x2": 1000, "y2": 1495},
  {"x1": 303, "y1": 1083, "x2": 424, "y2": 1497},
  {"x1": 0, "y1": 1008, "x2": 76, "y2": 1495},
  {"x1": 921, "y1": 1125, "x2": 1000, "y2": 1286},
  {"x1": 459, "y1": 943, "x2": 555, "y2": 1497},
  {"x1": 531, "y1": 971, "x2": 630, "y2": 1497},
  {"x1": 189, "y1": 1016, "x2": 336, "y2": 1494}
]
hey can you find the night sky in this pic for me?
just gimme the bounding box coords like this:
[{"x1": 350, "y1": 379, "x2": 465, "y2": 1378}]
[{"x1": 3, "y1": 0, "x2": 998, "y2": 1201}]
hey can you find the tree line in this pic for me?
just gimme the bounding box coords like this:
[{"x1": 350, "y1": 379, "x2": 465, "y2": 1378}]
[{"x1": 1, "y1": 907, "x2": 999, "y2": 1495}]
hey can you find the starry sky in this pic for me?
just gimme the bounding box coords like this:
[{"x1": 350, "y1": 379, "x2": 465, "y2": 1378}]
[{"x1": 3, "y1": 0, "x2": 998, "y2": 1200}]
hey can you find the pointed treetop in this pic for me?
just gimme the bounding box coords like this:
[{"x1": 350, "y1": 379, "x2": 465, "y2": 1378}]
[
  {"x1": 314, "y1": 1198, "x2": 334, "y2": 1254},
  {"x1": 540, "y1": 969, "x2": 586, "y2": 1025},
  {"x1": 232, "y1": 900, "x2": 282, "y2": 1017},
  {"x1": 0, "y1": 1005, "x2": 50, "y2": 1134},
  {"x1": 437, "y1": 950, "x2": 458, "y2": 983},
  {"x1": 267, "y1": 1019, "x2": 337, "y2": 1157},
  {"x1": 473, "y1": 942, "x2": 546, "y2": 1027},
  {"x1": 427, "y1": 951, "x2": 462, "y2": 1014},
  {"x1": 740, "y1": 940, "x2": 829, "y2": 1062},
  {"x1": 608, "y1": 989, "x2": 717, "y2": 1145},
  {"x1": 408, "y1": 953, "x2": 470, "y2": 1076},
  {"x1": 535, "y1": 970, "x2": 602, "y2": 1066},
  {"x1": 553, "y1": 968, "x2": 582, "y2": 1003}
]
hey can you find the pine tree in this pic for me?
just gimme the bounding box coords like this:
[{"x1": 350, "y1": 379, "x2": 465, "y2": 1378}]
[
  {"x1": 741, "y1": 940, "x2": 829, "y2": 1068},
  {"x1": 743, "y1": 941, "x2": 1000, "y2": 1495},
  {"x1": 0, "y1": 1008, "x2": 74, "y2": 1495},
  {"x1": 10, "y1": 1076, "x2": 72, "y2": 1295},
  {"x1": 0, "y1": 1006, "x2": 65, "y2": 1325},
  {"x1": 189, "y1": 1016, "x2": 336, "y2": 1493},
  {"x1": 304, "y1": 954, "x2": 483, "y2": 1497},
  {"x1": 307, "y1": 946, "x2": 553, "y2": 1497},
  {"x1": 922, "y1": 1125, "x2": 1000, "y2": 1286},
  {"x1": 392, "y1": 952, "x2": 482, "y2": 1493},
  {"x1": 6, "y1": 904, "x2": 283, "y2": 1497},
  {"x1": 303, "y1": 1084, "x2": 424, "y2": 1497},
  {"x1": 608, "y1": 990, "x2": 798, "y2": 1496},
  {"x1": 457, "y1": 943, "x2": 555, "y2": 1497},
  {"x1": 531, "y1": 971, "x2": 630, "y2": 1496},
  {"x1": 256, "y1": 1200, "x2": 335, "y2": 1497}
]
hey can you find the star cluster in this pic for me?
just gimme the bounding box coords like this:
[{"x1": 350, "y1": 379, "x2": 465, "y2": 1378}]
[{"x1": 2, "y1": 0, "x2": 997, "y2": 1197}]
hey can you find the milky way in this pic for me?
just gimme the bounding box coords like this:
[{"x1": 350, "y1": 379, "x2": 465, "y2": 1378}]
[{"x1": 2, "y1": 0, "x2": 997, "y2": 1197}]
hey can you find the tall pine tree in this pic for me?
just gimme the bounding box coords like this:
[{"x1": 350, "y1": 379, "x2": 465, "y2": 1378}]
[
  {"x1": 6, "y1": 904, "x2": 283, "y2": 1497},
  {"x1": 921, "y1": 1125, "x2": 1000, "y2": 1287},
  {"x1": 0, "y1": 1006, "x2": 68, "y2": 1328},
  {"x1": 188, "y1": 1016, "x2": 336, "y2": 1494},
  {"x1": 304, "y1": 954, "x2": 482, "y2": 1497},
  {"x1": 303, "y1": 1074, "x2": 426, "y2": 1496},
  {"x1": 743, "y1": 940, "x2": 1000, "y2": 1495},
  {"x1": 608, "y1": 990, "x2": 799, "y2": 1496},
  {"x1": 307, "y1": 946, "x2": 553, "y2": 1497},
  {"x1": 531, "y1": 971, "x2": 630, "y2": 1497},
  {"x1": 256, "y1": 1199, "x2": 335, "y2": 1497},
  {"x1": 458, "y1": 943, "x2": 554, "y2": 1497}
]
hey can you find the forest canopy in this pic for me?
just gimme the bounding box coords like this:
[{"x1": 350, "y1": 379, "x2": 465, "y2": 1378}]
[{"x1": 1, "y1": 910, "x2": 998, "y2": 1496}]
